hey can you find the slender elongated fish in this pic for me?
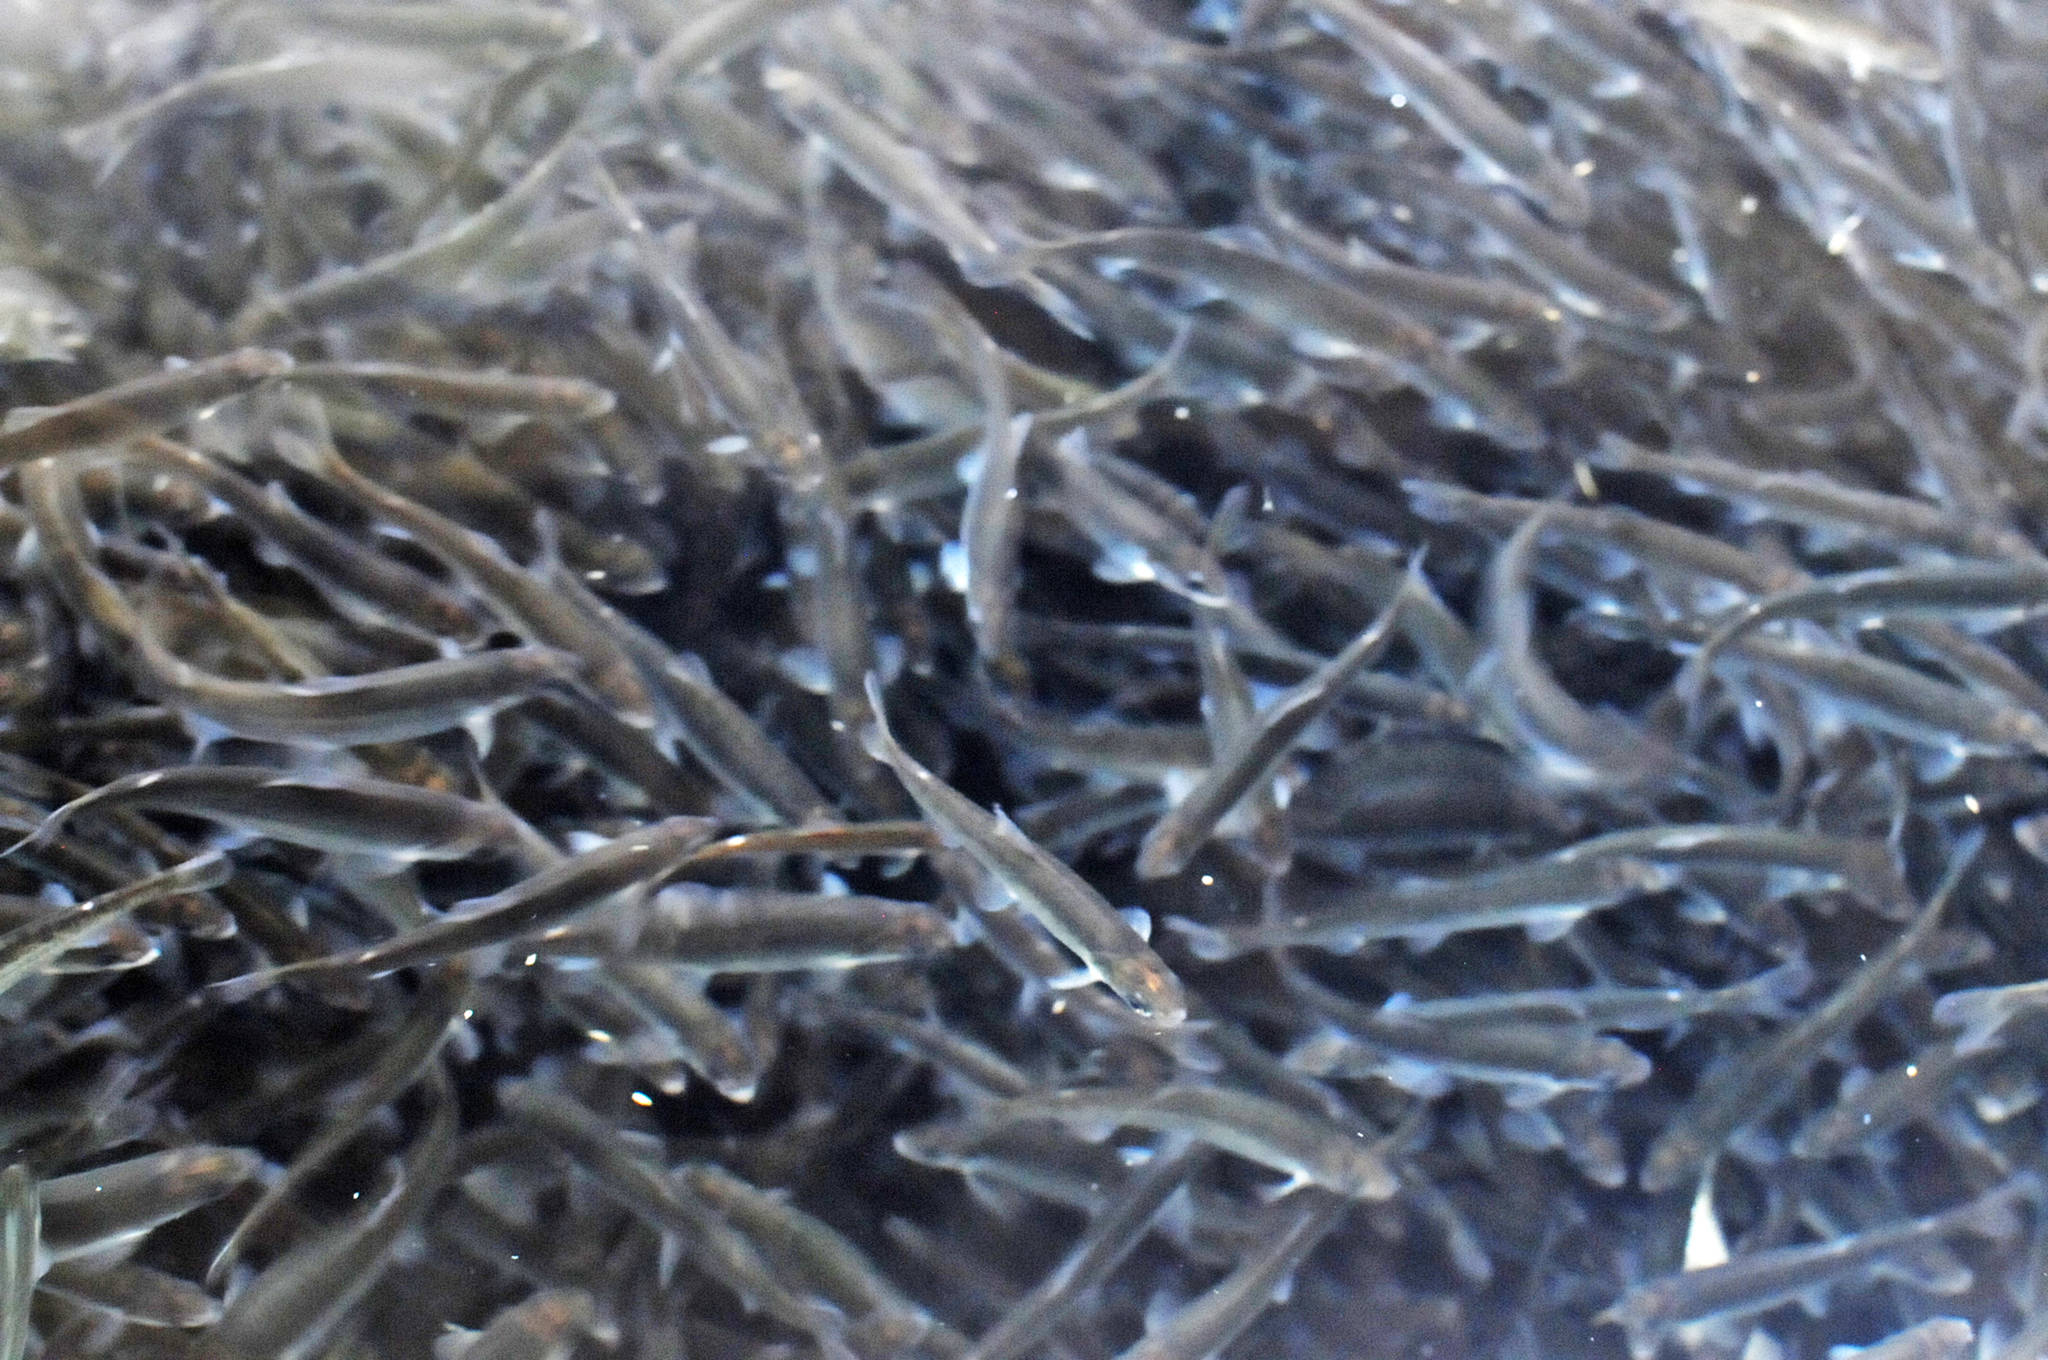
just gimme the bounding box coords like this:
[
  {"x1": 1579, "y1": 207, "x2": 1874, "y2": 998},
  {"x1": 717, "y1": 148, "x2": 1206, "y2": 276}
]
[
  {"x1": 1684, "y1": 561, "x2": 2048, "y2": 695},
  {"x1": 1474, "y1": 507, "x2": 1696, "y2": 792},
  {"x1": 39, "y1": 1145, "x2": 262, "y2": 1262},
  {"x1": 283, "y1": 361, "x2": 615, "y2": 421},
  {"x1": 1136, "y1": 582, "x2": 1408, "y2": 878},
  {"x1": 4, "y1": 765, "x2": 526, "y2": 863},
  {"x1": 217, "y1": 817, "x2": 715, "y2": 990},
  {"x1": 0, "y1": 1165, "x2": 32, "y2": 1360},
  {"x1": 1639, "y1": 831, "x2": 1982, "y2": 1193},
  {"x1": 499, "y1": 1082, "x2": 854, "y2": 1356},
  {"x1": 1599, "y1": 1176, "x2": 2030, "y2": 1360},
  {"x1": 123, "y1": 436, "x2": 489, "y2": 644},
  {"x1": 0, "y1": 348, "x2": 291, "y2": 466},
  {"x1": 1173, "y1": 852, "x2": 1671, "y2": 956},
  {"x1": 1362, "y1": 959, "x2": 1812, "y2": 1033},
  {"x1": 1116, "y1": 1188, "x2": 1350, "y2": 1360},
  {"x1": 431, "y1": 1288, "x2": 603, "y2": 1360},
  {"x1": 537, "y1": 881, "x2": 957, "y2": 972},
  {"x1": 864, "y1": 675, "x2": 1187, "y2": 1025},
  {"x1": 973, "y1": 1083, "x2": 1396, "y2": 1200},
  {"x1": 1589, "y1": 437, "x2": 2044, "y2": 564},
  {"x1": 679, "y1": 1161, "x2": 942, "y2": 1359},
  {"x1": 0, "y1": 849, "x2": 227, "y2": 999},
  {"x1": 284, "y1": 434, "x2": 658, "y2": 731},
  {"x1": 967, "y1": 1148, "x2": 1211, "y2": 1360},
  {"x1": 208, "y1": 966, "x2": 469, "y2": 1286},
  {"x1": 1304, "y1": 0, "x2": 1591, "y2": 227},
  {"x1": 1033, "y1": 227, "x2": 1546, "y2": 449},
  {"x1": 1831, "y1": 1317, "x2": 1973, "y2": 1360},
  {"x1": 208, "y1": 1070, "x2": 458, "y2": 1360}
]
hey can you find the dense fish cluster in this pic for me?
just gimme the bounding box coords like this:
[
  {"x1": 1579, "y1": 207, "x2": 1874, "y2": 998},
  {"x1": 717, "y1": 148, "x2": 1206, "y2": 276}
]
[{"x1": 3, "y1": 0, "x2": 2048, "y2": 1355}]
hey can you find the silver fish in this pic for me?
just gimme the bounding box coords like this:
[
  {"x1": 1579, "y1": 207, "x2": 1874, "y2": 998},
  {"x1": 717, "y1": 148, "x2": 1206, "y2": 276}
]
[
  {"x1": 1685, "y1": 562, "x2": 2048, "y2": 695},
  {"x1": 208, "y1": 1069, "x2": 458, "y2": 1360},
  {"x1": 431, "y1": 1288, "x2": 604, "y2": 1360},
  {"x1": 1174, "y1": 852, "x2": 1671, "y2": 956},
  {"x1": 679, "y1": 1161, "x2": 941, "y2": 1359},
  {"x1": 1472, "y1": 505, "x2": 1698, "y2": 791},
  {"x1": 40, "y1": 1145, "x2": 262, "y2": 1263},
  {"x1": 974, "y1": 1083, "x2": 1396, "y2": 1200},
  {"x1": 1115, "y1": 1188, "x2": 1350, "y2": 1360},
  {"x1": 285, "y1": 433, "x2": 658, "y2": 732},
  {"x1": 1599, "y1": 1175, "x2": 2030, "y2": 1360},
  {"x1": 1831, "y1": 1317, "x2": 1974, "y2": 1360},
  {"x1": 1035, "y1": 227, "x2": 1546, "y2": 449},
  {"x1": 1135, "y1": 581, "x2": 1409, "y2": 879},
  {"x1": 283, "y1": 361, "x2": 615, "y2": 421},
  {"x1": 218, "y1": 816, "x2": 716, "y2": 989},
  {"x1": 538, "y1": 881, "x2": 958, "y2": 973},
  {"x1": 1640, "y1": 830, "x2": 1982, "y2": 1193},
  {"x1": 122, "y1": 436, "x2": 488, "y2": 644},
  {"x1": 0, "y1": 849, "x2": 228, "y2": 999},
  {"x1": 967, "y1": 1148, "x2": 1212, "y2": 1360},
  {"x1": 499, "y1": 1082, "x2": 853, "y2": 1355},
  {"x1": 1589, "y1": 436, "x2": 2043, "y2": 565},
  {"x1": 1304, "y1": 0, "x2": 1592, "y2": 227},
  {"x1": 865, "y1": 675, "x2": 1188, "y2": 1025},
  {"x1": 0, "y1": 348, "x2": 291, "y2": 466},
  {"x1": 0, "y1": 1165, "x2": 31, "y2": 1360},
  {"x1": 6, "y1": 765, "x2": 525, "y2": 863},
  {"x1": 208, "y1": 966, "x2": 469, "y2": 1286}
]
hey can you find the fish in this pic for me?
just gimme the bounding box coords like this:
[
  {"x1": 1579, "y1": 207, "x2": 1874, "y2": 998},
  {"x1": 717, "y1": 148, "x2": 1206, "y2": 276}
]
[
  {"x1": 1346, "y1": 159, "x2": 1689, "y2": 331},
  {"x1": 1367, "y1": 959, "x2": 1812, "y2": 1034},
  {"x1": 604, "y1": 962, "x2": 768, "y2": 1102},
  {"x1": 0, "y1": 1165, "x2": 32, "y2": 1360},
  {"x1": 499, "y1": 1082, "x2": 855, "y2": 1356},
  {"x1": 1558, "y1": 825, "x2": 1910, "y2": 916},
  {"x1": 230, "y1": 133, "x2": 591, "y2": 339},
  {"x1": 39, "y1": 1145, "x2": 263, "y2": 1263},
  {"x1": 1790, "y1": 1039, "x2": 1986, "y2": 1160},
  {"x1": 1639, "y1": 830, "x2": 1983, "y2": 1193},
  {"x1": 1933, "y1": 977, "x2": 2048, "y2": 1054},
  {"x1": 636, "y1": 0, "x2": 818, "y2": 101},
  {"x1": 1473, "y1": 505, "x2": 1709, "y2": 793},
  {"x1": 971, "y1": 1083, "x2": 1397, "y2": 1200},
  {"x1": 1588, "y1": 436, "x2": 2044, "y2": 565},
  {"x1": 121, "y1": 436, "x2": 489, "y2": 644},
  {"x1": 1711, "y1": 632, "x2": 2048, "y2": 761},
  {"x1": 1135, "y1": 581, "x2": 1409, "y2": 879},
  {"x1": 966, "y1": 1148, "x2": 1211, "y2": 1360},
  {"x1": 0, "y1": 849, "x2": 228, "y2": 999},
  {"x1": 208, "y1": 1069, "x2": 458, "y2": 1360},
  {"x1": 1302, "y1": 0, "x2": 1592, "y2": 228},
  {"x1": 1172, "y1": 852, "x2": 1672, "y2": 956},
  {"x1": 3, "y1": 765, "x2": 529, "y2": 863},
  {"x1": 678, "y1": 1161, "x2": 942, "y2": 1359},
  {"x1": 1683, "y1": 561, "x2": 2048, "y2": 697},
  {"x1": 535, "y1": 881, "x2": 959, "y2": 972},
  {"x1": 208, "y1": 966, "x2": 469, "y2": 1286},
  {"x1": 1032, "y1": 227, "x2": 1547, "y2": 448},
  {"x1": 282, "y1": 361, "x2": 616, "y2": 421},
  {"x1": 215, "y1": 816, "x2": 716, "y2": 990},
  {"x1": 1115, "y1": 1188, "x2": 1350, "y2": 1360},
  {"x1": 432, "y1": 1288, "x2": 605, "y2": 1360},
  {"x1": 864, "y1": 674, "x2": 1188, "y2": 1025},
  {"x1": 278, "y1": 429, "x2": 659, "y2": 732},
  {"x1": 1598, "y1": 1175, "x2": 2031, "y2": 1360},
  {"x1": 1830, "y1": 1317, "x2": 1974, "y2": 1360},
  {"x1": 0, "y1": 348, "x2": 292, "y2": 467}
]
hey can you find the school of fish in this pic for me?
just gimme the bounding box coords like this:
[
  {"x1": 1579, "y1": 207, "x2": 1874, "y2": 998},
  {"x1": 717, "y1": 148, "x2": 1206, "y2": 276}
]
[{"x1": 0, "y1": 0, "x2": 2046, "y2": 1355}]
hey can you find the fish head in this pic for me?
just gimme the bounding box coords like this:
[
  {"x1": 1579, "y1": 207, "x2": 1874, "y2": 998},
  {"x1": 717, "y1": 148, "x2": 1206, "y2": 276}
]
[{"x1": 1100, "y1": 954, "x2": 1189, "y2": 1027}]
